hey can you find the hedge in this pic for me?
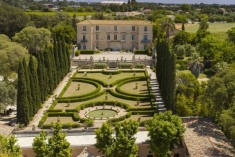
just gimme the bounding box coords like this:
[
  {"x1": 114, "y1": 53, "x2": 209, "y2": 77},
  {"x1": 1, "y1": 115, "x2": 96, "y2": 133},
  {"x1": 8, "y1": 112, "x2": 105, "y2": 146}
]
[
  {"x1": 102, "y1": 69, "x2": 122, "y2": 75},
  {"x1": 135, "y1": 50, "x2": 148, "y2": 55},
  {"x1": 135, "y1": 64, "x2": 145, "y2": 69},
  {"x1": 38, "y1": 113, "x2": 48, "y2": 128},
  {"x1": 47, "y1": 109, "x2": 63, "y2": 112},
  {"x1": 42, "y1": 123, "x2": 81, "y2": 129},
  {"x1": 118, "y1": 63, "x2": 133, "y2": 69},
  {"x1": 109, "y1": 89, "x2": 149, "y2": 101},
  {"x1": 73, "y1": 77, "x2": 108, "y2": 87},
  {"x1": 58, "y1": 80, "x2": 72, "y2": 97},
  {"x1": 130, "y1": 110, "x2": 155, "y2": 115},
  {"x1": 93, "y1": 63, "x2": 107, "y2": 69},
  {"x1": 107, "y1": 112, "x2": 132, "y2": 123},
  {"x1": 47, "y1": 112, "x2": 79, "y2": 121},
  {"x1": 49, "y1": 100, "x2": 58, "y2": 110},
  {"x1": 58, "y1": 90, "x2": 106, "y2": 103},
  {"x1": 80, "y1": 50, "x2": 95, "y2": 54}
]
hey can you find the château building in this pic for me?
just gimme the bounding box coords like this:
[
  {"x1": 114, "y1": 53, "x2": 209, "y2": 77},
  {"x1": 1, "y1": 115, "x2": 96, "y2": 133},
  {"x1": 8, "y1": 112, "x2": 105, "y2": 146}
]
[{"x1": 77, "y1": 20, "x2": 153, "y2": 51}]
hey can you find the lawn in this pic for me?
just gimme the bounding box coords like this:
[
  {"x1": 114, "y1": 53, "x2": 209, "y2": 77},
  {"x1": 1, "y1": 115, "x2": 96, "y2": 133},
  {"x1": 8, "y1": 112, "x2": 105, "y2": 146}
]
[
  {"x1": 120, "y1": 81, "x2": 148, "y2": 95},
  {"x1": 25, "y1": 11, "x2": 96, "y2": 17},
  {"x1": 88, "y1": 109, "x2": 117, "y2": 118},
  {"x1": 182, "y1": 23, "x2": 235, "y2": 33},
  {"x1": 76, "y1": 72, "x2": 145, "y2": 85},
  {"x1": 44, "y1": 117, "x2": 75, "y2": 125},
  {"x1": 62, "y1": 82, "x2": 97, "y2": 97}
]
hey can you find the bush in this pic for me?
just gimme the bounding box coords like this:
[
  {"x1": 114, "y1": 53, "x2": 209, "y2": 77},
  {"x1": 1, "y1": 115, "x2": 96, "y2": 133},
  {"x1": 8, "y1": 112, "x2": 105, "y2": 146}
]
[
  {"x1": 58, "y1": 80, "x2": 72, "y2": 97},
  {"x1": 93, "y1": 63, "x2": 107, "y2": 69},
  {"x1": 80, "y1": 50, "x2": 95, "y2": 54},
  {"x1": 102, "y1": 69, "x2": 122, "y2": 75},
  {"x1": 118, "y1": 63, "x2": 133, "y2": 69},
  {"x1": 135, "y1": 64, "x2": 145, "y2": 69},
  {"x1": 75, "y1": 50, "x2": 80, "y2": 56},
  {"x1": 135, "y1": 50, "x2": 148, "y2": 55},
  {"x1": 47, "y1": 109, "x2": 63, "y2": 112},
  {"x1": 109, "y1": 89, "x2": 149, "y2": 101}
]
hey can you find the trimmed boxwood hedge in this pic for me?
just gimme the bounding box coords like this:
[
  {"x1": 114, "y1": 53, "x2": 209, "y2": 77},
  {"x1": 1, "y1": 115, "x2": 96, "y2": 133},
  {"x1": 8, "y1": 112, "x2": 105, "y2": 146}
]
[
  {"x1": 58, "y1": 80, "x2": 72, "y2": 97},
  {"x1": 94, "y1": 63, "x2": 107, "y2": 69},
  {"x1": 47, "y1": 112, "x2": 79, "y2": 121},
  {"x1": 58, "y1": 90, "x2": 106, "y2": 103},
  {"x1": 47, "y1": 109, "x2": 63, "y2": 112},
  {"x1": 73, "y1": 77, "x2": 108, "y2": 87},
  {"x1": 135, "y1": 50, "x2": 148, "y2": 55},
  {"x1": 42, "y1": 123, "x2": 81, "y2": 129},
  {"x1": 80, "y1": 50, "x2": 95, "y2": 54},
  {"x1": 118, "y1": 63, "x2": 133, "y2": 69},
  {"x1": 102, "y1": 69, "x2": 122, "y2": 75},
  {"x1": 49, "y1": 100, "x2": 58, "y2": 110},
  {"x1": 109, "y1": 89, "x2": 149, "y2": 101}
]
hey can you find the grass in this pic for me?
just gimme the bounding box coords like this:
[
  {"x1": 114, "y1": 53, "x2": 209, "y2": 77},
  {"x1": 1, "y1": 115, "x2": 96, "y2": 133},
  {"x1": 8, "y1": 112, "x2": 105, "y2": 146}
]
[
  {"x1": 88, "y1": 109, "x2": 117, "y2": 118},
  {"x1": 126, "y1": 115, "x2": 152, "y2": 122},
  {"x1": 62, "y1": 82, "x2": 97, "y2": 97},
  {"x1": 44, "y1": 117, "x2": 75, "y2": 124},
  {"x1": 120, "y1": 81, "x2": 148, "y2": 95},
  {"x1": 182, "y1": 23, "x2": 235, "y2": 33},
  {"x1": 76, "y1": 72, "x2": 145, "y2": 85},
  {"x1": 25, "y1": 11, "x2": 96, "y2": 17}
]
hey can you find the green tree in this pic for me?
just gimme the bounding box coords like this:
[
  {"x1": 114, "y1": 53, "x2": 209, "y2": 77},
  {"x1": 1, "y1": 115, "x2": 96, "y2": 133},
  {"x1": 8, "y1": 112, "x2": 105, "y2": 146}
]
[
  {"x1": 52, "y1": 24, "x2": 76, "y2": 44},
  {"x1": 0, "y1": 134, "x2": 22, "y2": 157},
  {"x1": 95, "y1": 120, "x2": 139, "y2": 157},
  {"x1": 0, "y1": 82, "x2": 17, "y2": 113},
  {"x1": 161, "y1": 17, "x2": 175, "y2": 38},
  {"x1": 32, "y1": 122, "x2": 71, "y2": 157},
  {"x1": 0, "y1": 34, "x2": 29, "y2": 78},
  {"x1": 180, "y1": 4, "x2": 191, "y2": 12},
  {"x1": 227, "y1": 27, "x2": 235, "y2": 44},
  {"x1": 173, "y1": 31, "x2": 191, "y2": 46},
  {"x1": 146, "y1": 111, "x2": 185, "y2": 157},
  {"x1": 17, "y1": 61, "x2": 30, "y2": 126},
  {"x1": 0, "y1": 3, "x2": 29, "y2": 37},
  {"x1": 13, "y1": 26, "x2": 51, "y2": 54}
]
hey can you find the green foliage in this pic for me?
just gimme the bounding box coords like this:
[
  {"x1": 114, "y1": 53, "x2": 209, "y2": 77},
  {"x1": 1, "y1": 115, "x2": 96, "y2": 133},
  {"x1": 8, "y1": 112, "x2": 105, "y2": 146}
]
[
  {"x1": 33, "y1": 122, "x2": 71, "y2": 157},
  {"x1": 95, "y1": 120, "x2": 139, "y2": 157},
  {"x1": 0, "y1": 34, "x2": 29, "y2": 77},
  {"x1": 173, "y1": 31, "x2": 191, "y2": 46},
  {"x1": 93, "y1": 63, "x2": 107, "y2": 69},
  {"x1": 52, "y1": 24, "x2": 76, "y2": 44},
  {"x1": 80, "y1": 50, "x2": 95, "y2": 54},
  {"x1": 146, "y1": 111, "x2": 185, "y2": 157},
  {"x1": 118, "y1": 63, "x2": 133, "y2": 69},
  {"x1": 0, "y1": 3, "x2": 29, "y2": 37},
  {"x1": 161, "y1": 17, "x2": 175, "y2": 38},
  {"x1": 0, "y1": 134, "x2": 22, "y2": 157},
  {"x1": 135, "y1": 50, "x2": 148, "y2": 55},
  {"x1": 227, "y1": 27, "x2": 235, "y2": 44},
  {"x1": 13, "y1": 26, "x2": 51, "y2": 54}
]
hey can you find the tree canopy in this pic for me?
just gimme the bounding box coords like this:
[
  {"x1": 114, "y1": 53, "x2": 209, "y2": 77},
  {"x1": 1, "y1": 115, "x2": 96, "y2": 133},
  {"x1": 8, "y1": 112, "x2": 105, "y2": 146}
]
[
  {"x1": 13, "y1": 26, "x2": 51, "y2": 54},
  {"x1": 0, "y1": 134, "x2": 22, "y2": 157},
  {"x1": 0, "y1": 3, "x2": 29, "y2": 38},
  {"x1": 32, "y1": 122, "x2": 71, "y2": 157},
  {"x1": 95, "y1": 120, "x2": 139, "y2": 157},
  {"x1": 0, "y1": 34, "x2": 29, "y2": 78},
  {"x1": 146, "y1": 111, "x2": 185, "y2": 157}
]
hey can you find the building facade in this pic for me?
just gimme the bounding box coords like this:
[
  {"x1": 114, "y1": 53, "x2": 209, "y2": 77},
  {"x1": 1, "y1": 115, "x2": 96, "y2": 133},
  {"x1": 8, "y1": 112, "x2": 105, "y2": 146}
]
[{"x1": 77, "y1": 20, "x2": 153, "y2": 51}]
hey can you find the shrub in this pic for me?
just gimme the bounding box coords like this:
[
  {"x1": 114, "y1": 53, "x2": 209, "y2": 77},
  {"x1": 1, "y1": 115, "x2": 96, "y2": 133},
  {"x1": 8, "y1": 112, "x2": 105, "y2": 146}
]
[
  {"x1": 102, "y1": 69, "x2": 122, "y2": 75},
  {"x1": 58, "y1": 80, "x2": 72, "y2": 97},
  {"x1": 135, "y1": 50, "x2": 148, "y2": 55},
  {"x1": 47, "y1": 109, "x2": 63, "y2": 112},
  {"x1": 75, "y1": 50, "x2": 80, "y2": 56},
  {"x1": 80, "y1": 50, "x2": 95, "y2": 54},
  {"x1": 118, "y1": 63, "x2": 133, "y2": 69},
  {"x1": 93, "y1": 63, "x2": 107, "y2": 69}
]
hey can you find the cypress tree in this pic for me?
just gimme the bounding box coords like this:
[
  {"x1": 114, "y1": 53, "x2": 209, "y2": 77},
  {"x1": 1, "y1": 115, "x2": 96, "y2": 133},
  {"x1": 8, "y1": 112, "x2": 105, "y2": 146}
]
[
  {"x1": 53, "y1": 34, "x2": 60, "y2": 84},
  {"x1": 17, "y1": 61, "x2": 30, "y2": 126},
  {"x1": 29, "y1": 55, "x2": 41, "y2": 113},
  {"x1": 22, "y1": 58, "x2": 33, "y2": 118},
  {"x1": 36, "y1": 53, "x2": 46, "y2": 102},
  {"x1": 49, "y1": 45, "x2": 57, "y2": 90},
  {"x1": 182, "y1": 23, "x2": 185, "y2": 31}
]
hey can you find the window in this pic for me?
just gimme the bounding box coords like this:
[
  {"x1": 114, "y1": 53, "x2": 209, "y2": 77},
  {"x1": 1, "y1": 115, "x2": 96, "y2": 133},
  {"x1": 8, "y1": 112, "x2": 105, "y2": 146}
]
[
  {"x1": 82, "y1": 35, "x2": 86, "y2": 41},
  {"x1": 143, "y1": 35, "x2": 148, "y2": 42},
  {"x1": 114, "y1": 26, "x2": 117, "y2": 31},
  {"x1": 114, "y1": 34, "x2": 117, "y2": 40},
  {"x1": 132, "y1": 26, "x2": 135, "y2": 31},
  {"x1": 96, "y1": 34, "x2": 99, "y2": 40},
  {"x1": 132, "y1": 34, "x2": 135, "y2": 40},
  {"x1": 107, "y1": 34, "x2": 110, "y2": 40},
  {"x1": 82, "y1": 44, "x2": 86, "y2": 50},
  {"x1": 122, "y1": 34, "x2": 125, "y2": 40},
  {"x1": 96, "y1": 25, "x2": 99, "y2": 31},
  {"x1": 83, "y1": 26, "x2": 86, "y2": 31},
  {"x1": 144, "y1": 26, "x2": 147, "y2": 31}
]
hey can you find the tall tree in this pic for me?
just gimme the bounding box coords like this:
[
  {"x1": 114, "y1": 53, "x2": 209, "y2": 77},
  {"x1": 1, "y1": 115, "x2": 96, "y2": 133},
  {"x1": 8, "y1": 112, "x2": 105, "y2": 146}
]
[
  {"x1": 28, "y1": 55, "x2": 41, "y2": 113},
  {"x1": 33, "y1": 122, "x2": 71, "y2": 157},
  {"x1": 95, "y1": 120, "x2": 139, "y2": 157},
  {"x1": 161, "y1": 17, "x2": 175, "y2": 38},
  {"x1": 16, "y1": 61, "x2": 29, "y2": 126},
  {"x1": 146, "y1": 111, "x2": 185, "y2": 157},
  {"x1": 0, "y1": 134, "x2": 22, "y2": 157}
]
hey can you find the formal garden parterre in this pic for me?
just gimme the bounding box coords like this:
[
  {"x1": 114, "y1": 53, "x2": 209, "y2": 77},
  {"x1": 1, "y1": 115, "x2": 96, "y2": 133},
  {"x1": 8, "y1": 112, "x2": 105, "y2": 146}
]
[{"x1": 38, "y1": 69, "x2": 157, "y2": 129}]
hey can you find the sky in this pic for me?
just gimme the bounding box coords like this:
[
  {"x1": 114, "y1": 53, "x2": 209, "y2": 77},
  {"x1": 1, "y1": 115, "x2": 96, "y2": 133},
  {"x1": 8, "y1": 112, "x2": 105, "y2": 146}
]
[{"x1": 77, "y1": 0, "x2": 235, "y2": 4}]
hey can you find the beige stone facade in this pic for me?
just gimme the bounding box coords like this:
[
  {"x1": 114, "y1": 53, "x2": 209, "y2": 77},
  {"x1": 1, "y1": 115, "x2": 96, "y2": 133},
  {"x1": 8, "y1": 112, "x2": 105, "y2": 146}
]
[{"x1": 77, "y1": 20, "x2": 153, "y2": 51}]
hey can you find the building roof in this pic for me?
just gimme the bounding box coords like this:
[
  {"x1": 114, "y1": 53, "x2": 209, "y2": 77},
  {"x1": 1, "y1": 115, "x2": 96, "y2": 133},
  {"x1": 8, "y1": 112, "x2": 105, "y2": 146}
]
[
  {"x1": 183, "y1": 118, "x2": 235, "y2": 157},
  {"x1": 101, "y1": 1, "x2": 125, "y2": 5},
  {"x1": 16, "y1": 131, "x2": 149, "y2": 148},
  {"x1": 77, "y1": 20, "x2": 152, "y2": 26}
]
